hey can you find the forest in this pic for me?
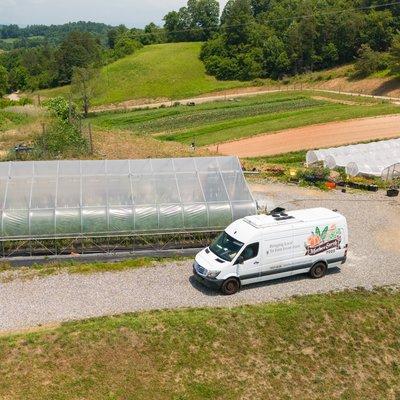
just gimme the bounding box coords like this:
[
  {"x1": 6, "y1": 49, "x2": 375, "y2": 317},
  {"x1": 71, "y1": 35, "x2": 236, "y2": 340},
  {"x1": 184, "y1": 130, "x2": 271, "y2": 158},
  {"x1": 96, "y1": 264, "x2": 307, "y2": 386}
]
[{"x1": 200, "y1": 0, "x2": 400, "y2": 80}]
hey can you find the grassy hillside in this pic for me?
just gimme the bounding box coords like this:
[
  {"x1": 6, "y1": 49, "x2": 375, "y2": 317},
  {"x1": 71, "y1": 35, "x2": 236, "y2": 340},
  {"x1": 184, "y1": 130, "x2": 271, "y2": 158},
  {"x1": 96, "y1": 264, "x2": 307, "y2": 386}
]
[
  {"x1": 90, "y1": 91, "x2": 400, "y2": 147},
  {"x1": 40, "y1": 42, "x2": 245, "y2": 106},
  {"x1": 1, "y1": 289, "x2": 400, "y2": 399}
]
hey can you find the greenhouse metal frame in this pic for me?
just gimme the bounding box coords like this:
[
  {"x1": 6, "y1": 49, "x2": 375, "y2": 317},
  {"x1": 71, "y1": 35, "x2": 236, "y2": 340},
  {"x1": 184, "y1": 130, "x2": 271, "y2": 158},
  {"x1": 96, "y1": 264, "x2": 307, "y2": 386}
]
[{"x1": 0, "y1": 157, "x2": 256, "y2": 257}]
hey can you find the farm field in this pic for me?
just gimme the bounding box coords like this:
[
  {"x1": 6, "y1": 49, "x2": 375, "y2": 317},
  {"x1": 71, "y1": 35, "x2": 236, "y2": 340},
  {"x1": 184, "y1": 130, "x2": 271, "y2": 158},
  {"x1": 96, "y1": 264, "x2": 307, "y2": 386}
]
[
  {"x1": 1, "y1": 289, "x2": 399, "y2": 399},
  {"x1": 90, "y1": 91, "x2": 400, "y2": 148},
  {"x1": 212, "y1": 114, "x2": 400, "y2": 157},
  {"x1": 39, "y1": 42, "x2": 246, "y2": 106}
]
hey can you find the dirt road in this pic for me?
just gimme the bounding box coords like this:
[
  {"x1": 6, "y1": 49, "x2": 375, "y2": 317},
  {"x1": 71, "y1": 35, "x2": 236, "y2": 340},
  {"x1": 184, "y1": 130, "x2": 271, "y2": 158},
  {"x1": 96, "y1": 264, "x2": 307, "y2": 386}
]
[
  {"x1": 91, "y1": 88, "x2": 400, "y2": 113},
  {"x1": 210, "y1": 115, "x2": 400, "y2": 157}
]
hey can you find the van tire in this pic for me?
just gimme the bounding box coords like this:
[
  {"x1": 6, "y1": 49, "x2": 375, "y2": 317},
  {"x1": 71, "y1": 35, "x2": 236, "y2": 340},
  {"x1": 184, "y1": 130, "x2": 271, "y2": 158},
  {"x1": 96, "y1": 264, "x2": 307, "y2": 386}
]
[
  {"x1": 221, "y1": 278, "x2": 240, "y2": 295},
  {"x1": 309, "y1": 262, "x2": 327, "y2": 279}
]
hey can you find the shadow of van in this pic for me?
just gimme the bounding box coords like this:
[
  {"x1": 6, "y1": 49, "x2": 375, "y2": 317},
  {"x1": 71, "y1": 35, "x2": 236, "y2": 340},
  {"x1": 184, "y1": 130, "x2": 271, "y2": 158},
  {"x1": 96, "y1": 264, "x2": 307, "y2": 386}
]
[{"x1": 189, "y1": 267, "x2": 342, "y2": 296}]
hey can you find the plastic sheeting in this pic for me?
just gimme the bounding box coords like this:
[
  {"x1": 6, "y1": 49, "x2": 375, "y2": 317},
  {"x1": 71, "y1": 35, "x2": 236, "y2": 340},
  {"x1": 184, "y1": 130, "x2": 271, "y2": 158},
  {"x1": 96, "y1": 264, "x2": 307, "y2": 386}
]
[
  {"x1": 0, "y1": 157, "x2": 257, "y2": 240},
  {"x1": 306, "y1": 139, "x2": 400, "y2": 178},
  {"x1": 382, "y1": 163, "x2": 400, "y2": 180}
]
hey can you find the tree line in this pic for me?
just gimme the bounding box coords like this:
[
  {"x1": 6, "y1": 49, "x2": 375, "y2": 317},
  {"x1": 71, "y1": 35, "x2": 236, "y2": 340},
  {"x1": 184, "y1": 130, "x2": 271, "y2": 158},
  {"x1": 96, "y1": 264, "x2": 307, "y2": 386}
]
[
  {"x1": 0, "y1": 19, "x2": 171, "y2": 94},
  {"x1": 0, "y1": 22, "x2": 111, "y2": 46},
  {"x1": 1, "y1": 0, "x2": 400, "y2": 98},
  {"x1": 200, "y1": 0, "x2": 400, "y2": 80}
]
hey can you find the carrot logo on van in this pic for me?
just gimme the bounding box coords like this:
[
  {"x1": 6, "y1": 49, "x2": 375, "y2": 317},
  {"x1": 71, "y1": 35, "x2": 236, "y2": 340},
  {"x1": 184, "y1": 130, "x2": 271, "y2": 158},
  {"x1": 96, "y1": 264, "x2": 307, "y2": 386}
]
[{"x1": 306, "y1": 224, "x2": 342, "y2": 256}]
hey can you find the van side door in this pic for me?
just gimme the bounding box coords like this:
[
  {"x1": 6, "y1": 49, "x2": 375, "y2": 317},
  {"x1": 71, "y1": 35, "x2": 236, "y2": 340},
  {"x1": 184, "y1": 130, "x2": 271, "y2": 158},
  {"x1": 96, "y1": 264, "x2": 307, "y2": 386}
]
[
  {"x1": 237, "y1": 242, "x2": 261, "y2": 285},
  {"x1": 260, "y1": 228, "x2": 294, "y2": 279}
]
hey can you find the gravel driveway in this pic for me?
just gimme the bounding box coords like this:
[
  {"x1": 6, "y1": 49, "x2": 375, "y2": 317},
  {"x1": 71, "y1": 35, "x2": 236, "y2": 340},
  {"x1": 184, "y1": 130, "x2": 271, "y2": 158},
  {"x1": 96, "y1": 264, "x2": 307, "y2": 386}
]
[{"x1": 1, "y1": 182, "x2": 399, "y2": 333}]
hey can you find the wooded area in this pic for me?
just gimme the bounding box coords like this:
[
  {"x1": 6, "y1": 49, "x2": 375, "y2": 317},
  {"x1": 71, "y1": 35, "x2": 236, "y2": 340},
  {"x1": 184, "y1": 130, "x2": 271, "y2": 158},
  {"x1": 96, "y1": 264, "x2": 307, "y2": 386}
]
[{"x1": 201, "y1": 0, "x2": 400, "y2": 80}]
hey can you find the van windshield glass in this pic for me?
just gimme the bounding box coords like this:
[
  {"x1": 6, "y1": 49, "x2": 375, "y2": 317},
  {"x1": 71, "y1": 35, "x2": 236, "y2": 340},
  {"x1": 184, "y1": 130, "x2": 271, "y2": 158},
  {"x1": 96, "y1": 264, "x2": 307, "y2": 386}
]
[{"x1": 209, "y1": 232, "x2": 244, "y2": 262}]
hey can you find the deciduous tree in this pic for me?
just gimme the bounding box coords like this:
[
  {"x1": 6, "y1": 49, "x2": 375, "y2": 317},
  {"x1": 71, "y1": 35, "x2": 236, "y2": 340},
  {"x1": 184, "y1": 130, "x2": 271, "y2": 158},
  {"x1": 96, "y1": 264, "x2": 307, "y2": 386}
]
[
  {"x1": 71, "y1": 67, "x2": 100, "y2": 118},
  {"x1": 389, "y1": 33, "x2": 400, "y2": 76}
]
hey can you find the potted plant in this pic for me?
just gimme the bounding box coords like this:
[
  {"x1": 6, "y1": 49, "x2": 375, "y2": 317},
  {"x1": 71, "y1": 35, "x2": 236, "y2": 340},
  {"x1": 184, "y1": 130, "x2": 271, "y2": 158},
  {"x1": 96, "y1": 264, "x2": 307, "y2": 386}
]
[{"x1": 387, "y1": 179, "x2": 399, "y2": 197}]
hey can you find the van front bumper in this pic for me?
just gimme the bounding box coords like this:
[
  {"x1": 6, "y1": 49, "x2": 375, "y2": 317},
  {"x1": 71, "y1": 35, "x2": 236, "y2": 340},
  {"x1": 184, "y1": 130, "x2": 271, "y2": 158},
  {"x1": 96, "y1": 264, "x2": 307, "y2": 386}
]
[{"x1": 193, "y1": 266, "x2": 224, "y2": 290}]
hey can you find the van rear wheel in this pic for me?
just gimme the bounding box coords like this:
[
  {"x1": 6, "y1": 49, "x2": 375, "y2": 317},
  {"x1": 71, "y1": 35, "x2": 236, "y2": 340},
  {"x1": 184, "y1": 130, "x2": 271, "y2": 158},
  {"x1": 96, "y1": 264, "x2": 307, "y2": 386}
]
[
  {"x1": 221, "y1": 278, "x2": 240, "y2": 295},
  {"x1": 310, "y1": 262, "x2": 327, "y2": 279}
]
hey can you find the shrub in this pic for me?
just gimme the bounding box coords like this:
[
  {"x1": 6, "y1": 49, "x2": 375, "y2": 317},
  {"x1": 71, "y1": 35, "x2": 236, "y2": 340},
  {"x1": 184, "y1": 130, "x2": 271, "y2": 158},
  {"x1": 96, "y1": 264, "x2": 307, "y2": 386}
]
[
  {"x1": 352, "y1": 44, "x2": 387, "y2": 78},
  {"x1": 114, "y1": 36, "x2": 142, "y2": 59},
  {"x1": 298, "y1": 166, "x2": 330, "y2": 183},
  {"x1": 204, "y1": 55, "x2": 240, "y2": 80},
  {"x1": 33, "y1": 120, "x2": 88, "y2": 158},
  {"x1": 43, "y1": 96, "x2": 79, "y2": 122}
]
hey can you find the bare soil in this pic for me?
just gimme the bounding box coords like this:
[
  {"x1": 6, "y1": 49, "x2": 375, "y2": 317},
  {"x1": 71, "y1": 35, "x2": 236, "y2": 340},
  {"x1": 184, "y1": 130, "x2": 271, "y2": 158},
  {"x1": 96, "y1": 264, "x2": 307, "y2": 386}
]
[
  {"x1": 93, "y1": 129, "x2": 210, "y2": 159},
  {"x1": 210, "y1": 115, "x2": 400, "y2": 157},
  {"x1": 312, "y1": 76, "x2": 400, "y2": 98}
]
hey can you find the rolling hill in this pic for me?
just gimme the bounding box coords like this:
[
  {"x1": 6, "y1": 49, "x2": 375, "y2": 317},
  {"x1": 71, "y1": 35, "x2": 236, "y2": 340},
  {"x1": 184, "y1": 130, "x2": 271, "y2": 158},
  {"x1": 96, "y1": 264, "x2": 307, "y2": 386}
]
[{"x1": 39, "y1": 42, "x2": 245, "y2": 106}]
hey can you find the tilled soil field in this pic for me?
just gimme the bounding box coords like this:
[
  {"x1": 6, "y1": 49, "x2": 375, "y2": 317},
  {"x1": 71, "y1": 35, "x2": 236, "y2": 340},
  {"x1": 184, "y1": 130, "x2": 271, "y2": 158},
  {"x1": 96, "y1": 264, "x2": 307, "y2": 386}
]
[{"x1": 211, "y1": 115, "x2": 400, "y2": 157}]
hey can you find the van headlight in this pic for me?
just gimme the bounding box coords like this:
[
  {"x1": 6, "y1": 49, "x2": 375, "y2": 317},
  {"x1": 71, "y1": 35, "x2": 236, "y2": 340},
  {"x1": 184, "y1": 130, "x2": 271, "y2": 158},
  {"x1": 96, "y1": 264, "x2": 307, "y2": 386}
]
[{"x1": 206, "y1": 270, "x2": 220, "y2": 279}]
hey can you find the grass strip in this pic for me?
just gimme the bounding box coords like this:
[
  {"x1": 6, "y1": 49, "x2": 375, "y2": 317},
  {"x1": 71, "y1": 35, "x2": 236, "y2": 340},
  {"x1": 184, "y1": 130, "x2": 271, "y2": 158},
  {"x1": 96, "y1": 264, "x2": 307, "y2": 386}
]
[{"x1": 1, "y1": 288, "x2": 399, "y2": 399}]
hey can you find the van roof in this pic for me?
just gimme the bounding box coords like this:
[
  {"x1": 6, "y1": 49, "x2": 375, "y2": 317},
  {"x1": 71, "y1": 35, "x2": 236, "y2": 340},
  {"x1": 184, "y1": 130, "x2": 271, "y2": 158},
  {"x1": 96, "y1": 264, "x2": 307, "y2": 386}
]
[
  {"x1": 243, "y1": 208, "x2": 342, "y2": 229},
  {"x1": 225, "y1": 208, "x2": 345, "y2": 243}
]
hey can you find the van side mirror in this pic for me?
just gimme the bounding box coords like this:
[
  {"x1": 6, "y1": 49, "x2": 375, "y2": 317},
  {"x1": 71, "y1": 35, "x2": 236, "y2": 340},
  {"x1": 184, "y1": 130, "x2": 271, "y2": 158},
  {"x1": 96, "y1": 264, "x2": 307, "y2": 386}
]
[{"x1": 236, "y1": 255, "x2": 244, "y2": 265}]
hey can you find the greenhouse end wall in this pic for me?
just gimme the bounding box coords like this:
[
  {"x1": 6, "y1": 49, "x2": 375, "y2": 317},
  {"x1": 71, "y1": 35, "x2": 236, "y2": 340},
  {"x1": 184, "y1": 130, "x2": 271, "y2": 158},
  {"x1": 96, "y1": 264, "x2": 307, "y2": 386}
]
[{"x1": 0, "y1": 157, "x2": 257, "y2": 241}]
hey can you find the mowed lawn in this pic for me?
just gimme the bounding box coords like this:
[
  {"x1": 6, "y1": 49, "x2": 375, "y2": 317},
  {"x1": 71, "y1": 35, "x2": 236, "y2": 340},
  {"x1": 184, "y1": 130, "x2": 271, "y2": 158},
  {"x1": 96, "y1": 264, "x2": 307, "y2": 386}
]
[
  {"x1": 39, "y1": 42, "x2": 245, "y2": 105},
  {"x1": 90, "y1": 91, "x2": 400, "y2": 146},
  {"x1": 1, "y1": 289, "x2": 400, "y2": 399}
]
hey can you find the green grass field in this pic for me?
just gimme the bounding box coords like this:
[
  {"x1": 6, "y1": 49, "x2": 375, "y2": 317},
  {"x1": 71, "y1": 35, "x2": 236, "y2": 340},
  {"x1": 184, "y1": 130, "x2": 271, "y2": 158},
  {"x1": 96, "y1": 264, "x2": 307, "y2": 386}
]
[
  {"x1": 40, "y1": 42, "x2": 245, "y2": 105},
  {"x1": 1, "y1": 288, "x2": 399, "y2": 399},
  {"x1": 90, "y1": 91, "x2": 399, "y2": 147}
]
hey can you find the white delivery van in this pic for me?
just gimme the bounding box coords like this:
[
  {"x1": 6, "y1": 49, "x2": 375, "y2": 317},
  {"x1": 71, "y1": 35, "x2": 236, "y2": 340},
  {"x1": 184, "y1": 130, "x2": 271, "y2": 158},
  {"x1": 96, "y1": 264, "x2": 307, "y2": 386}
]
[{"x1": 193, "y1": 208, "x2": 348, "y2": 295}]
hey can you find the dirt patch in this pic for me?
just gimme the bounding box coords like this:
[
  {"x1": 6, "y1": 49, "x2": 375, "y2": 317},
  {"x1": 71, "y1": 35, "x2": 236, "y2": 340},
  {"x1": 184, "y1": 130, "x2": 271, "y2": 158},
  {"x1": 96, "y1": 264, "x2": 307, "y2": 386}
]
[
  {"x1": 211, "y1": 115, "x2": 400, "y2": 157},
  {"x1": 93, "y1": 129, "x2": 210, "y2": 159},
  {"x1": 93, "y1": 97, "x2": 171, "y2": 113},
  {"x1": 5, "y1": 92, "x2": 21, "y2": 101},
  {"x1": 311, "y1": 77, "x2": 400, "y2": 98}
]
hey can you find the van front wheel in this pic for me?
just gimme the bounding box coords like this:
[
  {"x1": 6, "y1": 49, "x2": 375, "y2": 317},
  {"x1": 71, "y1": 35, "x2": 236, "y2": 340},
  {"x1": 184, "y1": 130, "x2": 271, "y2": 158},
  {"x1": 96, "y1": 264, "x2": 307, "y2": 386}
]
[
  {"x1": 221, "y1": 278, "x2": 240, "y2": 295},
  {"x1": 310, "y1": 262, "x2": 327, "y2": 279}
]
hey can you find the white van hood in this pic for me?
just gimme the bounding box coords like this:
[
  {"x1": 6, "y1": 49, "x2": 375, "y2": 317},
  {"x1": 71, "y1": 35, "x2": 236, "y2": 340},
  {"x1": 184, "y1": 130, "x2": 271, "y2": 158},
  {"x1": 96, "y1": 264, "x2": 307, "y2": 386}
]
[{"x1": 195, "y1": 248, "x2": 229, "y2": 272}]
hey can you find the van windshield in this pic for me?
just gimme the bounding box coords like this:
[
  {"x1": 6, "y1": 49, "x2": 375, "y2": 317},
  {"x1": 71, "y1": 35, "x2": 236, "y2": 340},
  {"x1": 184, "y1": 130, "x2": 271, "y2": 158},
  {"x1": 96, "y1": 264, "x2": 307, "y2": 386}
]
[{"x1": 209, "y1": 232, "x2": 244, "y2": 262}]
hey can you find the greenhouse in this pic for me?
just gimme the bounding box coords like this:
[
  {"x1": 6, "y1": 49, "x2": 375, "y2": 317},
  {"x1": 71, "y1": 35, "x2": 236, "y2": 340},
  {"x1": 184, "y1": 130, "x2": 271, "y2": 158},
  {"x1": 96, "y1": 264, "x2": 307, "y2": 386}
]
[
  {"x1": 0, "y1": 157, "x2": 257, "y2": 243},
  {"x1": 306, "y1": 139, "x2": 400, "y2": 179}
]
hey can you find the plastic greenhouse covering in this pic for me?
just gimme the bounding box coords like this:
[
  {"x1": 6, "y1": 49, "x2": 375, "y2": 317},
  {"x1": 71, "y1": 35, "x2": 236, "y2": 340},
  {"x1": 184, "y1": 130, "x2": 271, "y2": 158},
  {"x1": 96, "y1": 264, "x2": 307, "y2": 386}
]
[
  {"x1": 0, "y1": 157, "x2": 257, "y2": 241},
  {"x1": 306, "y1": 139, "x2": 400, "y2": 179}
]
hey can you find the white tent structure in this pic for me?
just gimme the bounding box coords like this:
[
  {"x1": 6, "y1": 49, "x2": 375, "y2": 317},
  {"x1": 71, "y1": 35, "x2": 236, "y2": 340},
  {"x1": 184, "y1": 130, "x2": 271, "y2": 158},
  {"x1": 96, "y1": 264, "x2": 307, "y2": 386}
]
[
  {"x1": 0, "y1": 157, "x2": 257, "y2": 241},
  {"x1": 306, "y1": 139, "x2": 400, "y2": 179}
]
